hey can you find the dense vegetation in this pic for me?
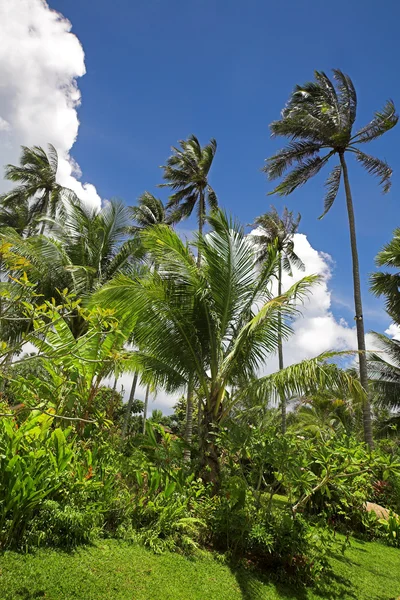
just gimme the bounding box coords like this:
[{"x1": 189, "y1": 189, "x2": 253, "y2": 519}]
[{"x1": 1, "y1": 69, "x2": 400, "y2": 594}]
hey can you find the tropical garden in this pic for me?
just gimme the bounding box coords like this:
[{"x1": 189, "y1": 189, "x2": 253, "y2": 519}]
[{"x1": 1, "y1": 70, "x2": 400, "y2": 599}]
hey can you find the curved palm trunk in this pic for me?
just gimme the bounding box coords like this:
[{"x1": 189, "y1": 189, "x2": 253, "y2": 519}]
[
  {"x1": 339, "y1": 153, "x2": 373, "y2": 448},
  {"x1": 277, "y1": 253, "x2": 286, "y2": 433},
  {"x1": 142, "y1": 383, "x2": 150, "y2": 434},
  {"x1": 121, "y1": 372, "x2": 138, "y2": 439},
  {"x1": 183, "y1": 378, "x2": 193, "y2": 463}
]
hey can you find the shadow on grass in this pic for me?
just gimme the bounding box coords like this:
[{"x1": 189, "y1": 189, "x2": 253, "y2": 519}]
[
  {"x1": 228, "y1": 562, "x2": 357, "y2": 600},
  {"x1": 13, "y1": 590, "x2": 46, "y2": 600}
]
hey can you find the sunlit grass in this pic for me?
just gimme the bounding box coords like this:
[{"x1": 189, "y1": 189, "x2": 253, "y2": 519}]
[{"x1": 1, "y1": 536, "x2": 399, "y2": 600}]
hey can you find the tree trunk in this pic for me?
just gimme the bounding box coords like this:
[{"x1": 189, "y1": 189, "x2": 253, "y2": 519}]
[
  {"x1": 200, "y1": 402, "x2": 221, "y2": 493},
  {"x1": 183, "y1": 378, "x2": 193, "y2": 463},
  {"x1": 339, "y1": 152, "x2": 373, "y2": 448},
  {"x1": 197, "y1": 190, "x2": 204, "y2": 268},
  {"x1": 142, "y1": 384, "x2": 150, "y2": 434},
  {"x1": 277, "y1": 252, "x2": 286, "y2": 434},
  {"x1": 121, "y1": 372, "x2": 138, "y2": 439}
]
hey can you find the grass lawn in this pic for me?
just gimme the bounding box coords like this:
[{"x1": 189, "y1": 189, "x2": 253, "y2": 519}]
[{"x1": 0, "y1": 537, "x2": 399, "y2": 600}]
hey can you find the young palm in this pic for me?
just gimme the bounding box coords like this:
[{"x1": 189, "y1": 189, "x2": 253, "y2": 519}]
[
  {"x1": 0, "y1": 145, "x2": 76, "y2": 234},
  {"x1": 253, "y1": 206, "x2": 305, "y2": 432},
  {"x1": 264, "y1": 69, "x2": 398, "y2": 447},
  {"x1": 94, "y1": 210, "x2": 363, "y2": 488},
  {"x1": 159, "y1": 135, "x2": 217, "y2": 266}
]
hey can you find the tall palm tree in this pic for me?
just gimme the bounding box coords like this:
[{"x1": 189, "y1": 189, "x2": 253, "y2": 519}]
[
  {"x1": 159, "y1": 135, "x2": 217, "y2": 266},
  {"x1": 94, "y1": 209, "x2": 363, "y2": 488},
  {"x1": 124, "y1": 192, "x2": 173, "y2": 440},
  {"x1": 253, "y1": 206, "x2": 305, "y2": 433},
  {"x1": 0, "y1": 144, "x2": 76, "y2": 234},
  {"x1": 370, "y1": 227, "x2": 400, "y2": 324},
  {"x1": 264, "y1": 69, "x2": 398, "y2": 448}
]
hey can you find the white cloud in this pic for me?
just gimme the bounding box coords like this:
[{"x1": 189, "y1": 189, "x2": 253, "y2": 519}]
[
  {"x1": 385, "y1": 323, "x2": 400, "y2": 340},
  {"x1": 0, "y1": 0, "x2": 101, "y2": 209},
  {"x1": 258, "y1": 233, "x2": 360, "y2": 375}
]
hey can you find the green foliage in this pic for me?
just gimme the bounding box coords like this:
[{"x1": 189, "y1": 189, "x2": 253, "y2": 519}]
[{"x1": 0, "y1": 411, "x2": 100, "y2": 549}]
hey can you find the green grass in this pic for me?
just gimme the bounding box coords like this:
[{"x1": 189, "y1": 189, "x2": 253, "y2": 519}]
[{"x1": 0, "y1": 537, "x2": 399, "y2": 600}]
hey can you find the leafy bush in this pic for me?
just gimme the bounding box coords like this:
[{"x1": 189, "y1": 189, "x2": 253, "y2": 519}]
[{"x1": 0, "y1": 411, "x2": 111, "y2": 550}]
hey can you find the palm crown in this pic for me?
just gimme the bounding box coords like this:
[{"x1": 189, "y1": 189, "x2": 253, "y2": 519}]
[
  {"x1": 253, "y1": 206, "x2": 305, "y2": 275},
  {"x1": 264, "y1": 70, "x2": 398, "y2": 216},
  {"x1": 0, "y1": 144, "x2": 76, "y2": 232},
  {"x1": 160, "y1": 135, "x2": 217, "y2": 236},
  {"x1": 128, "y1": 192, "x2": 174, "y2": 231}
]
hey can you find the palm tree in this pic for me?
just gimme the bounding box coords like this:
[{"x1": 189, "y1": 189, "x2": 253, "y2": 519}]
[
  {"x1": 264, "y1": 69, "x2": 398, "y2": 448},
  {"x1": 0, "y1": 199, "x2": 140, "y2": 338},
  {"x1": 94, "y1": 209, "x2": 363, "y2": 488},
  {"x1": 128, "y1": 191, "x2": 175, "y2": 231},
  {"x1": 370, "y1": 228, "x2": 400, "y2": 324},
  {"x1": 159, "y1": 135, "x2": 217, "y2": 266},
  {"x1": 252, "y1": 206, "x2": 305, "y2": 432},
  {"x1": 0, "y1": 145, "x2": 76, "y2": 234}
]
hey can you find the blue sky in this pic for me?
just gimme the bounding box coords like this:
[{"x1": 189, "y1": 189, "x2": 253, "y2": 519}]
[{"x1": 48, "y1": 0, "x2": 400, "y2": 332}]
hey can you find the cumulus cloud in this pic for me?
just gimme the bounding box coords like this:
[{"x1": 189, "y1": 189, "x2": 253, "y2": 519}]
[
  {"x1": 0, "y1": 0, "x2": 101, "y2": 209},
  {"x1": 256, "y1": 233, "x2": 360, "y2": 376}
]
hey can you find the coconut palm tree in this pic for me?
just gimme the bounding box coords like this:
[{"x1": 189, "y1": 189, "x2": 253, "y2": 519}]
[
  {"x1": 252, "y1": 206, "x2": 305, "y2": 432},
  {"x1": 370, "y1": 228, "x2": 400, "y2": 324},
  {"x1": 94, "y1": 209, "x2": 363, "y2": 488},
  {"x1": 264, "y1": 69, "x2": 398, "y2": 447},
  {"x1": 0, "y1": 144, "x2": 77, "y2": 234},
  {"x1": 159, "y1": 135, "x2": 217, "y2": 266},
  {"x1": 124, "y1": 191, "x2": 174, "y2": 440}
]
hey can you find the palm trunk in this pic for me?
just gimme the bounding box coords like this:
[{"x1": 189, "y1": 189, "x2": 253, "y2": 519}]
[
  {"x1": 183, "y1": 378, "x2": 193, "y2": 463},
  {"x1": 339, "y1": 153, "x2": 373, "y2": 448},
  {"x1": 197, "y1": 190, "x2": 204, "y2": 268},
  {"x1": 277, "y1": 252, "x2": 286, "y2": 434},
  {"x1": 121, "y1": 372, "x2": 138, "y2": 439},
  {"x1": 142, "y1": 384, "x2": 150, "y2": 434},
  {"x1": 200, "y1": 402, "x2": 221, "y2": 493}
]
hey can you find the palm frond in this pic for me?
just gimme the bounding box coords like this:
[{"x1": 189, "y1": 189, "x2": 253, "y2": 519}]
[
  {"x1": 319, "y1": 164, "x2": 341, "y2": 219},
  {"x1": 355, "y1": 150, "x2": 393, "y2": 193},
  {"x1": 351, "y1": 100, "x2": 398, "y2": 144},
  {"x1": 269, "y1": 155, "x2": 331, "y2": 196}
]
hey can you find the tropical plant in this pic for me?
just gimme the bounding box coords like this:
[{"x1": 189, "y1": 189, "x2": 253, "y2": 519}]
[
  {"x1": 159, "y1": 134, "x2": 217, "y2": 265},
  {"x1": 94, "y1": 209, "x2": 363, "y2": 488},
  {"x1": 1, "y1": 293, "x2": 137, "y2": 425},
  {"x1": 0, "y1": 144, "x2": 77, "y2": 234},
  {"x1": 264, "y1": 69, "x2": 398, "y2": 447},
  {"x1": 370, "y1": 227, "x2": 400, "y2": 324},
  {"x1": 252, "y1": 206, "x2": 304, "y2": 432}
]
